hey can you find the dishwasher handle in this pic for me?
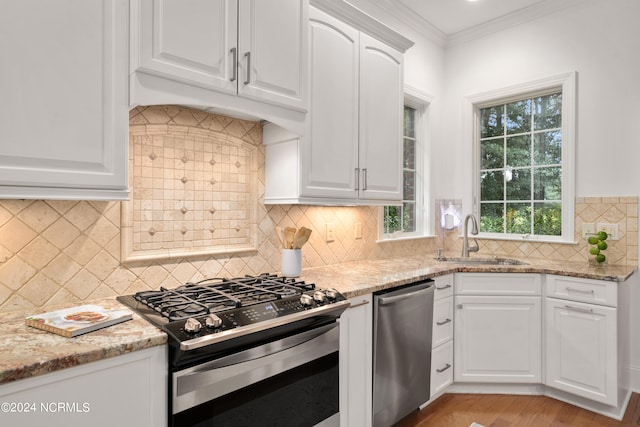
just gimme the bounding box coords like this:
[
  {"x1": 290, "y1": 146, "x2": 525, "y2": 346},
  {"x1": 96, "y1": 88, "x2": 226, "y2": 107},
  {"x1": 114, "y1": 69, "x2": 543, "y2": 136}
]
[{"x1": 377, "y1": 284, "x2": 434, "y2": 306}]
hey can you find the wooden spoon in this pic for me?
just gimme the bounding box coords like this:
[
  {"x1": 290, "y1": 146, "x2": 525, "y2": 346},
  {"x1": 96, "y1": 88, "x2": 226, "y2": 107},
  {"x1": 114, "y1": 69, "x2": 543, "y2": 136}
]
[
  {"x1": 284, "y1": 227, "x2": 297, "y2": 249},
  {"x1": 293, "y1": 227, "x2": 312, "y2": 249}
]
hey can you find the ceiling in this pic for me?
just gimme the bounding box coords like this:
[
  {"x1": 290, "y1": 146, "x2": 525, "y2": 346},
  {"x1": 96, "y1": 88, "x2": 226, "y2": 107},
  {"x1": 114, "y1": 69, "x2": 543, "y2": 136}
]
[{"x1": 394, "y1": 0, "x2": 548, "y2": 36}]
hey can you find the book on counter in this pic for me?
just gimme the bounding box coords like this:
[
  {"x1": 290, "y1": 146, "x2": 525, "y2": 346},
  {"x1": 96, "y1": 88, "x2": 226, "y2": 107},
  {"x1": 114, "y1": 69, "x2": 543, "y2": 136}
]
[{"x1": 25, "y1": 304, "x2": 133, "y2": 337}]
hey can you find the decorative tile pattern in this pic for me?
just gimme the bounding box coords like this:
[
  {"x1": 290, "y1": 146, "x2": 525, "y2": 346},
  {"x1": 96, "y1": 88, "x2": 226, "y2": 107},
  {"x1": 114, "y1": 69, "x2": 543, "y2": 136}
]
[{"x1": 124, "y1": 107, "x2": 260, "y2": 261}]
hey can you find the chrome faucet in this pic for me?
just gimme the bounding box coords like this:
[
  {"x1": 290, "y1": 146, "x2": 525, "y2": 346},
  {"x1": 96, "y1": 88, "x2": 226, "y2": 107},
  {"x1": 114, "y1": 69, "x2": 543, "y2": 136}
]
[{"x1": 462, "y1": 214, "x2": 480, "y2": 257}]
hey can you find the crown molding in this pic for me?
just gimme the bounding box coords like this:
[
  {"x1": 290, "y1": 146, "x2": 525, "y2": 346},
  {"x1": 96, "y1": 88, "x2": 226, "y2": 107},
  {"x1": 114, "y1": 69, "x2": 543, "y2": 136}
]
[
  {"x1": 311, "y1": 0, "x2": 415, "y2": 52},
  {"x1": 446, "y1": 0, "x2": 592, "y2": 47}
]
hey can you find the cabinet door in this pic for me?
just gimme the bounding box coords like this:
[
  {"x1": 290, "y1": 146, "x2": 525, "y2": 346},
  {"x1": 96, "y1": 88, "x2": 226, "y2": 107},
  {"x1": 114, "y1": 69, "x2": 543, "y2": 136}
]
[
  {"x1": 358, "y1": 33, "x2": 403, "y2": 201},
  {"x1": 339, "y1": 295, "x2": 373, "y2": 427},
  {"x1": 454, "y1": 295, "x2": 542, "y2": 383},
  {"x1": 136, "y1": 0, "x2": 237, "y2": 94},
  {"x1": 0, "y1": 347, "x2": 167, "y2": 427},
  {"x1": 238, "y1": 0, "x2": 308, "y2": 110},
  {"x1": 431, "y1": 340, "x2": 453, "y2": 397},
  {"x1": 302, "y1": 7, "x2": 359, "y2": 199},
  {"x1": 0, "y1": 0, "x2": 128, "y2": 199},
  {"x1": 545, "y1": 297, "x2": 617, "y2": 405}
]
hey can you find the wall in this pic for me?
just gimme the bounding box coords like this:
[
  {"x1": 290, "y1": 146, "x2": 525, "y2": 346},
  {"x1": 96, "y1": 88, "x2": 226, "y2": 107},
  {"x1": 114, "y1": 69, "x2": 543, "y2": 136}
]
[{"x1": 0, "y1": 106, "x2": 436, "y2": 314}]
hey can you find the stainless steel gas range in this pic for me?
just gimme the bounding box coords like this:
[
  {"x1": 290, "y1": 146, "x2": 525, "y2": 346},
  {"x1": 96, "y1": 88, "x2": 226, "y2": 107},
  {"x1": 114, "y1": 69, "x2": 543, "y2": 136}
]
[{"x1": 117, "y1": 273, "x2": 349, "y2": 427}]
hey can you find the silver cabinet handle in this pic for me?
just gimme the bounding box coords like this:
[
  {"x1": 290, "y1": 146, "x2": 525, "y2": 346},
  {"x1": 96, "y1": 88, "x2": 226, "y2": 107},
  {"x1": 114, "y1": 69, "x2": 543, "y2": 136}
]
[
  {"x1": 230, "y1": 47, "x2": 237, "y2": 82},
  {"x1": 355, "y1": 168, "x2": 360, "y2": 191},
  {"x1": 363, "y1": 168, "x2": 368, "y2": 190},
  {"x1": 349, "y1": 300, "x2": 370, "y2": 309},
  {"x1": 243, "y1": 52, "x2": 251, "y2": 85},
  {"x1": 436, "y1": 284, "x2": 452, "y2": 290},
  {"x1": 436, "y1": 363, "x2": 451, "y2": 373},
  {"x1": 566, "y1": 287, "x2": 594, "y2": 294},
  {"x1": 564, "y1": 305, "x2": 594, "y2": 314},
  {"x1": 457, "y1": 304, "x2": 463, "y2": 309},
  {"x1": 436, "y1": 318, "x2": 452, "y2": 326}
]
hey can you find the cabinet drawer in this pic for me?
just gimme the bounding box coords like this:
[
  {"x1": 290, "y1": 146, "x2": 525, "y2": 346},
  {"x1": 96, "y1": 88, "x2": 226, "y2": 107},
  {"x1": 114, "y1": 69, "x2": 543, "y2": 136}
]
[
  {"x1": 432, "y1": 296, "x2": 453, "y2": 348},
  {"x1": 546, "y1": 275, "x2": 617, "y2": 307},
  {"x1": 434, "y1": 275, "x2": 453, "y2": 300},
  {"x1": 455, "y1": 273, "x2": 541, "y2": 296},
  {"x1": 431, "y1": 340, "x2": 453, "y2": 397}
]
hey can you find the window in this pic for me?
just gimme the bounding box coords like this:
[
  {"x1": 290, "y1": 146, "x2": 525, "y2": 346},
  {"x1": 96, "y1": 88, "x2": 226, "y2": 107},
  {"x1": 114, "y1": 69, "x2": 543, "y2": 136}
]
[
  {"x1": 381, "y1": 88, "x2": 431, "y2": 240},
  {"x1": 467, "y1": 72, "x2": 575, "y2": 242},
  {"x1": 384, "y1": 105, "x2": 419, "y2": 234}
]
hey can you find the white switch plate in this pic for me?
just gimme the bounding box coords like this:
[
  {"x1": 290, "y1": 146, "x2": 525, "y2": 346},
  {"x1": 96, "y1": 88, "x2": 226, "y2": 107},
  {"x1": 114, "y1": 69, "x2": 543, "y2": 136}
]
[
  {"x1": 354, "y1": 222, "x2": 363, "y2": 239},
  {"x1": 325, "y1": 223, "x2": 335, "y2": 242},
  {"x1": 597, "y1": 223, "x2": 619, "y2": 240},
  {"x1": 582, "y1": 223, "x2": 595, "y2": 238}
]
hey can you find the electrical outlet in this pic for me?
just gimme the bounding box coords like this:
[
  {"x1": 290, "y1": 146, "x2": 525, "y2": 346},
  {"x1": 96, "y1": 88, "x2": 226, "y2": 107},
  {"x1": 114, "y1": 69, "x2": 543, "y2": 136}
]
[
  {"x1": 325, "y1": 223, "x2": 335, "y2": 242},
  {"x1": 354, "y1": 222, "x2": 363, "y2": 239},
  {"x1": 597, "y1": 223, "x2": 619, "y2": 240},
  {"x1": 582, "y1": 223, "x2": 595, "y2": 238}
]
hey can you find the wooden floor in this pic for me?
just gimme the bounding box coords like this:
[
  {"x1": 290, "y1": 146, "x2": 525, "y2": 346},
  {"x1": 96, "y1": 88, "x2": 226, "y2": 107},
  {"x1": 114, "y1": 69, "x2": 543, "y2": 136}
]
[{"x1": 396, "y1": 393, "x2": 640, "y2": 427}]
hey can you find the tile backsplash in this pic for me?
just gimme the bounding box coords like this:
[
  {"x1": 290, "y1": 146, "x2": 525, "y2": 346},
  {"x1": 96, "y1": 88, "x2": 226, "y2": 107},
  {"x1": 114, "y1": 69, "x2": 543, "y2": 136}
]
[{"x1": 0, "y1": 106, "x2": 636, "y2": 313}]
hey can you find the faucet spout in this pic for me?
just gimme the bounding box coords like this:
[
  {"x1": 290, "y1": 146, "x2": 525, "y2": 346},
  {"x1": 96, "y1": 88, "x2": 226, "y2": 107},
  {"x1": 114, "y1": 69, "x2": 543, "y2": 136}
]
[{"x1": 462, "y1": 214, "x2": 480, "y2": 257}]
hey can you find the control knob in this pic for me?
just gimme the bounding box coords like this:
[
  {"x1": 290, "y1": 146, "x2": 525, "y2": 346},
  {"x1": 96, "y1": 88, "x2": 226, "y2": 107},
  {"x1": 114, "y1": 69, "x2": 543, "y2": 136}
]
[
  {"x1": 300, "y1": 294, "x2": 314, "y2": 306},
  {"x1": 184, "y1": 317, "x2": 202, "y2": 333},
  {"x1": 313, "y1": 291, "x2": 327, "y2": 303},
  {"x1": 325, "y1": 288, "x2": 339, "y2": 300},
  {"x1": 205, "y1": 313, "x2": 222, "y2": 328}
]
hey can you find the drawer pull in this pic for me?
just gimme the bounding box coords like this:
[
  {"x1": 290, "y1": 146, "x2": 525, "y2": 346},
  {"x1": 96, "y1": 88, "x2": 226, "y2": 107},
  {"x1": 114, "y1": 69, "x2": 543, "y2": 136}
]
[
  {"x1": 349, "y1": 300, "x2": 370, "y2": 309},
  {"x1": 436, "y1": 318, "x2": 452, "y2": 326},
  {"x1": 565, "y1": 305, "x2": 594, "y2": 314},
  {"x1": 566, "y1": 287, "x2": 595, "y2": 295},
  {"x1": 436, "y1": 284, "x2": 452, "y2": 290},
  {"x1": 436, "y1": 363, "x2": 452, "y2": 373}
]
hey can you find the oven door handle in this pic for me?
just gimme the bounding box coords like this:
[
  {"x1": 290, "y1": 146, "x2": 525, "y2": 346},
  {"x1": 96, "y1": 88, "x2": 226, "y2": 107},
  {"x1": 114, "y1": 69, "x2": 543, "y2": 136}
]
[{"x1": 194, "y1": 322, "x2": 336, "y2": 372}]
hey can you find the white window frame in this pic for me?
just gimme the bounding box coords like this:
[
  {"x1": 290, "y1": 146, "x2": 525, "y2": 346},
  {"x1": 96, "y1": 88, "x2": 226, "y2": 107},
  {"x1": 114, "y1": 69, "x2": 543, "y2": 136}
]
[
  {"x1": 463, "y1": 72, "x2": 576, "y2": 243},
  {"x1": 379, "y1": 86, "x2": 433, "y2": 241}
]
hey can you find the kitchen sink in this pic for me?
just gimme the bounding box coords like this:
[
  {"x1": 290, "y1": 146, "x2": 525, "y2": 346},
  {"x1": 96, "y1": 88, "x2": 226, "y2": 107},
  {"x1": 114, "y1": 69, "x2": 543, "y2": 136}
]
[{"x1": 436, "y1": 256, "x2": 528, "y2": 266}]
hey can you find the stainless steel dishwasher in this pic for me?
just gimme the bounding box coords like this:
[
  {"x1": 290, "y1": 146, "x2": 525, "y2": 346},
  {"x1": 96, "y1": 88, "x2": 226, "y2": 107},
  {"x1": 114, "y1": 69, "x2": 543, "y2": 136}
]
[{"x1": 372, "y1": 279, "x2": 434, "y2": 427}]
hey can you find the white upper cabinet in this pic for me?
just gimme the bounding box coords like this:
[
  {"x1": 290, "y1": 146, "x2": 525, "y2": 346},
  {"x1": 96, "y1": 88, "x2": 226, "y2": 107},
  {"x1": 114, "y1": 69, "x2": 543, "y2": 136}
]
[
  {"x1": 132, "y1": 0, "x2": 308, "y2": 116},
  {"x1": 264, "y1": 2, "x2": 412, "y2": 205},
  {"x1": 0, "y1": 0, "x2": 129, "y2": 200}
]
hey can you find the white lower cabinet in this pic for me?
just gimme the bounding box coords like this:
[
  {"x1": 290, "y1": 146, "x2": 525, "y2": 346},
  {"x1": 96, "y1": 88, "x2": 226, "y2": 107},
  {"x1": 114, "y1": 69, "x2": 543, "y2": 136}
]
[
  {"x1": 454, "y1": 273, "x2": 542, "y2": 383},
  {"x1": 545, "y1": 275, "x2": 621, "y2": 406},
  {"x1": 339, "y1": 294, "x2": 373, "y2": 427},
  {"x1": 0, "y1": 346, "x2": 167, "y2": 427}
]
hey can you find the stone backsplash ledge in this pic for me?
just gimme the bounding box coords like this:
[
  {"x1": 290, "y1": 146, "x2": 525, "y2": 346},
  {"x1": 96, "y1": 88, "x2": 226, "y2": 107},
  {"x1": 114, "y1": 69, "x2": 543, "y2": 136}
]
[{"x1": 0, "y1": 106, "x2": 636, "y2": 313}]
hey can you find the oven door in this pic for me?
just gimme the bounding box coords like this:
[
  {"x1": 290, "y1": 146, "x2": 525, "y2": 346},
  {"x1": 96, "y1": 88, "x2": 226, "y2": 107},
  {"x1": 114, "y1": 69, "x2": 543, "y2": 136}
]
[{"x1": 171, "y1": 322, "x2": 340, "y2": 427}]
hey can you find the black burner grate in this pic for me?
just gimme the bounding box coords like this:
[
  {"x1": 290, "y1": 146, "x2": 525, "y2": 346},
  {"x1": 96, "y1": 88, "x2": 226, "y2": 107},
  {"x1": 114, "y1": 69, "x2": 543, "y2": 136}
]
[{"x1": 134, "y1": 274, "x2": 315, "y2": 321}]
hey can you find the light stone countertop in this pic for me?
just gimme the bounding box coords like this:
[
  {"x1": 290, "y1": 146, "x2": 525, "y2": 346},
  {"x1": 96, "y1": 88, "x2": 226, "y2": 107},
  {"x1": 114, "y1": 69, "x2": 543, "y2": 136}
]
[
  {"x1": 0, "y1": 298, "x2": 167, "y2": 385},
  {"x1": 0, "y1": 255, "x2": 636, "y2": 386}
]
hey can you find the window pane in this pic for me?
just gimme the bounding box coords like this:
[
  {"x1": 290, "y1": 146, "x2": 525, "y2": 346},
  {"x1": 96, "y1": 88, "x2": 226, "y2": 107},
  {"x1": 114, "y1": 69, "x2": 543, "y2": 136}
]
[
  {"x1": 534, "y1": 167, "x2": 561, "y2": 200},
  {"x1": 480, "y1": 171, "x2": 504, "y2": 201},
  {"x1": 506, "y1": 203, "x2": 531, "y2": 234},
  {"x1": 480, "y1": 139, "x2": 503, "y2": 169},
  {"x1": 403, "y1": 170, "x2": 415, "y2": 200},
  {"x1": 533, "y1": 202, "x2": 562, "y2": 235},
  {"x1": 506, "y1": 168, "x2": 531, "y2": 201},
  {"x1": 534, "y1": 131, "x2": 562, "y2": 165},
  {"x1": 534, "y1": 93, "x2": 562, "y2": 130},
  {"x1": 480, "y1": 203, "x2": 504, "y2": 233},
  {"x1": 404, "y1": 107, "x2": 416, "y2": 138},
  {"x1": 506, "y1": 135, "x2": 531, "y2": 167},
  {"x1": 506, "y1": 99, "x2": 531, "y2": 134},
  {"x1": 384, "y1": 206, "x2": 401, "y2": 233},
  {"x1": 404, "y1": 137, "x2": 415, "y2": 169},
  {"x1": 480, "y1": 105, "x2": 504, "y2": 138},
  {"x1": 403, "y1": 202, "x2": 416, "y2": 232}
]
